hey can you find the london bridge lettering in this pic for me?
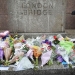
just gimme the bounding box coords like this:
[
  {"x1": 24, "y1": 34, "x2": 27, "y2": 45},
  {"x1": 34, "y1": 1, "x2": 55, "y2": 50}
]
[{"x1": 18, "y1": 0, "x2": 54, "y2": 15}]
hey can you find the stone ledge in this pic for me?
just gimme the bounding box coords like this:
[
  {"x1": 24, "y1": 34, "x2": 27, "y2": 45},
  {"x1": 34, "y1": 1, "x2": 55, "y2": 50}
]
[
  {"x1": 65, "y1": 29, "x2": 75, "y2": 34},
  {"x1": 0, "y1": 68, "x2": 75, "y2": 75},
  {"x1": 10, "y1": 32, "x2": 67, "y2": 38}
]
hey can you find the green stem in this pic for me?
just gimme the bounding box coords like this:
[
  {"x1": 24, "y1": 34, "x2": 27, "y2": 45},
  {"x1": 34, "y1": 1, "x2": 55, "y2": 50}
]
[
  {"x1": 48, "y1": 59, "x2": 53, "y2": 66},
  {"x1": 36, "y1": 57, "x2": 38, "y2": 66},
  {"x1": 33, "y1": 58, "x2": 38, "y2": 70},
  {"x1": 69, "y1": 64, "x2": 72, "y2": 69}
]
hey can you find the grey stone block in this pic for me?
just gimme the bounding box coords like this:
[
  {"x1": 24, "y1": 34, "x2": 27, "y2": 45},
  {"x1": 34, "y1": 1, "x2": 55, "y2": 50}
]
[
  {"x1": 6, "y1": 0, "x2": 66, "y2": 33},
  {"x1": 0, "y1": 68, "x2": 75, "y2": 75}
]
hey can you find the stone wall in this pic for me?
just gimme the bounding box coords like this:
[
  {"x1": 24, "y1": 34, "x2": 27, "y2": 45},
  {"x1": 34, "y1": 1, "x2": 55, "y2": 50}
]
[
  {"x1": 0, "y1": 0, "x2": 75, "y2": 33},
  {"x1": 66, "y1": 0, "x2": 75, "y2": 29},
  {"x1": 0, "y1": 0, "x2": 66, "y2": 33},
  {"x1": 0, "y1": 0, "x2": 9, "y2": 30}
]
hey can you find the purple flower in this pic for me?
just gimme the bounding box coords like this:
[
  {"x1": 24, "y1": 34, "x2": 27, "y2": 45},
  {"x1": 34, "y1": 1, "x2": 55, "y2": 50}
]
[
  {"x1": 57, "y1": 55, "x2": 63, "y2": 62},
  {"x1": 42, "y1": 39, "x2": 52, "y2": 46}
]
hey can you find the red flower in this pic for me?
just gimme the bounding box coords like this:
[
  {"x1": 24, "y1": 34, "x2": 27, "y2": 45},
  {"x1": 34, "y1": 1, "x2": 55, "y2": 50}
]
[{"x1": 54, "y1": 36, "x2": 57, "y2": 39}]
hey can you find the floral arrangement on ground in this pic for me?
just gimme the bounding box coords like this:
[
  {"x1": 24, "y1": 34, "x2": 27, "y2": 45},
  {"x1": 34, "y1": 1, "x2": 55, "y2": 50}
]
[{"x1": 0, "y1": 30, "x2": 75, "y2": 71}]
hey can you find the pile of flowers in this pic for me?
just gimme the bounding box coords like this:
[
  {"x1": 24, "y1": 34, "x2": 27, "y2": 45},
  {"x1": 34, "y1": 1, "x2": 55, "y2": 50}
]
[{"x1": 0, "y1": 30, "x2": 75, "y2": 70}]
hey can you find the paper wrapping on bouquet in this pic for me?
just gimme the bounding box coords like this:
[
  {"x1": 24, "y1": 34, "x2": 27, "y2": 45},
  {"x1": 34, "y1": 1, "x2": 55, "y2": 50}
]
[
  {"x1": 14, "y1": 42, "x2": 22, "y2": 55},
  {"x1": 57, "y1": 34, "x2": 64, "y2": 41},
  {"x1": 41, "y1": 50, "x2": 52, "y2": 67},
  {"x1": 4, "y1": 48, "x2": 12, "y2": 61},
  {"x1": 0, "y1": 41, "x2": 8, "y2": 48},
  {"x1": 0, "y1": 30, "x2": 9, "y2": 37},
  {"x1": 26, "y1": 49, "x2": 34, "y2": 61},
  {"x1": 57, "y1": 47, "x2": 69, "y2": 64},
  {"x1": 69, "y1": 50, "x2": 75, "y2": 62},
  {"x1": 0, "y1": 48, "x2": 4, "y2": 60},
  {"x1": 0, "y1": 40, "x2": 12, "y2": 61},
  {"x1": 48, "y1": 36, "x2": 54, "y2": 42},
  {"x1": 20, "y1": 44, "x2": 29, "y2": 52},
  {"x1": 59, "y1": 40, "x2": 74, "y2": 54},
  {"x1": 15, "y1": 57, "x2": 34, "y2": 71},
  {"x1": 19, "y1": 35, "x2": 25, "y2": 43},
  {"x1": 26, "y1": 38, "x2": 35, "y2": 46}
]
